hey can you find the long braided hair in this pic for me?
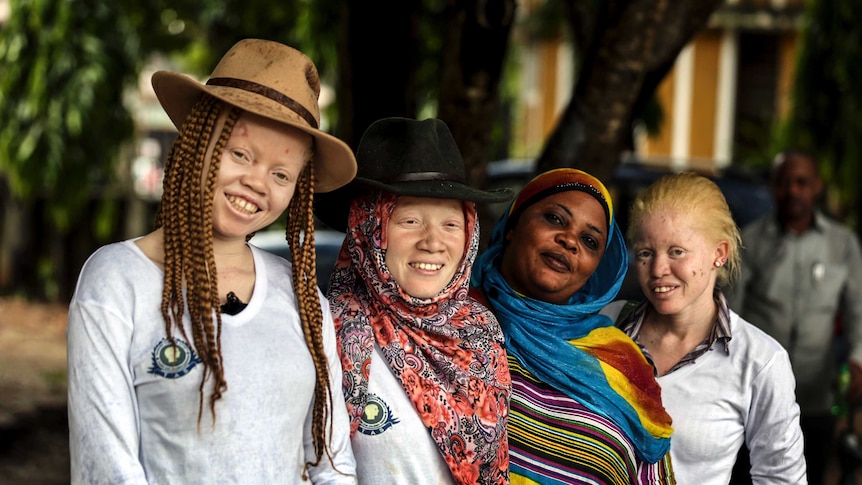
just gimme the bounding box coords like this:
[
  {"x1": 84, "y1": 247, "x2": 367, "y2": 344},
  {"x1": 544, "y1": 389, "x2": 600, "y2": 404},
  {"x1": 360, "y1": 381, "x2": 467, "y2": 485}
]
[
  {"x1": 285, "y1": 157, "x2": 338, "y2": 474},
  {"x1": 154, "y1": 94, "x2": 335, "y2": 470}
]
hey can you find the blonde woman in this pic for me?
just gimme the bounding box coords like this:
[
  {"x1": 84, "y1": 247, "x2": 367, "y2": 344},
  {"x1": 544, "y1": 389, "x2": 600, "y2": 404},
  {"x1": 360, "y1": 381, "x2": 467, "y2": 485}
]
[{"x1": 602, "y1": 172, "x2": 806, "y2": 484}]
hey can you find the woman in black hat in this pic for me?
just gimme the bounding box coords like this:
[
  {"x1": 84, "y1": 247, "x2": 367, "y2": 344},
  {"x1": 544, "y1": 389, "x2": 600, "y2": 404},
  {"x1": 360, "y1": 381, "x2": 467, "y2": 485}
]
[
  {"x1": 319, "y1": 117, "x2": 513, "y2": 484},
  {"x1": 66, "y1": 39, "x2": 357, "y2": 483}
]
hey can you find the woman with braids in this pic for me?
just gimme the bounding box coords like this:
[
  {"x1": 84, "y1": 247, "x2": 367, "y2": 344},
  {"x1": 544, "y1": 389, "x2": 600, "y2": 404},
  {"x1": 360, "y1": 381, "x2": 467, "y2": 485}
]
[
  {"x1": 66, "y1": 39, "x2": 357, "y2": 483},
  {"x1": 470, "y1": 169, "x2": 676, "y2": 484},
  {"x1": 315, "y1": 117, "x2": 513, "y2": 484}
]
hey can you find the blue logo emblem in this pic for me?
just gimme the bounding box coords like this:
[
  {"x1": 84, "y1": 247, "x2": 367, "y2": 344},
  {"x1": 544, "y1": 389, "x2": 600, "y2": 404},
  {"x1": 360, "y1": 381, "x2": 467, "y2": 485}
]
[
  {"x1": 358, "y1": 393, "x2": 400, "y2": 436},
  {"x1": 148, "y1": 338, "x2": 201, "y2": 379}
]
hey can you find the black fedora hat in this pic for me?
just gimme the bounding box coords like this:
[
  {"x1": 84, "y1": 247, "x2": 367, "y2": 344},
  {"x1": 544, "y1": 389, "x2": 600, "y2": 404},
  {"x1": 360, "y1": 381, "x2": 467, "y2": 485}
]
[{"x1": 314, "y1": 117, "x2": 512, "y2": 232}]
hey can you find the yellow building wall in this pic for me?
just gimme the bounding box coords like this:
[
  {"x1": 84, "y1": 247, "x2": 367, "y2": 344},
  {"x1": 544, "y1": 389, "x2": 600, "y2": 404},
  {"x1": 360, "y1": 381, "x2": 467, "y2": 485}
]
[
  {"x1": 689, "y1": 30, "x2": 721, "y2": 168},
  {"x1": 776, "y1": 32, "x2": 798, "y2": 118},
  {"x1": 644, "y1": 67, "x2": 675, "y2": 160},
  {"x1": 515, "y1": 0, "x2": 802, "y2": 168}
]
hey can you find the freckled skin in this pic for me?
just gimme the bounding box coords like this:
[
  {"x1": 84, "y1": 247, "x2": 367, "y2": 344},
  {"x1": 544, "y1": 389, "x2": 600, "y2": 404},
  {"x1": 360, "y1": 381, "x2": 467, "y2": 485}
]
[
  {"x1": 632, "y1": 208, "x2": 727, "y2": 322},
  {"x1": 211, "y1": 112, "x2": 311, "y2": 244}
]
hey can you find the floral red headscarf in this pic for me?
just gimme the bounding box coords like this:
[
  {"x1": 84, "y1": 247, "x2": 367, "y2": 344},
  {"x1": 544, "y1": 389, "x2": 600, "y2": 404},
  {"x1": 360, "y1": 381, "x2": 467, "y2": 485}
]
[{"x1": 326, "y1": 191, "x2": 510, "y2": 485}]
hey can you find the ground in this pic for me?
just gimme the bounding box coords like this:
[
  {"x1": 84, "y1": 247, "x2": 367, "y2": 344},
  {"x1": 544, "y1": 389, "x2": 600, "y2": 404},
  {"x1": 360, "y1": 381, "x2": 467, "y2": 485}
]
[{"x1": 0, "y1": 297, "x2": 70, "y2": 484}]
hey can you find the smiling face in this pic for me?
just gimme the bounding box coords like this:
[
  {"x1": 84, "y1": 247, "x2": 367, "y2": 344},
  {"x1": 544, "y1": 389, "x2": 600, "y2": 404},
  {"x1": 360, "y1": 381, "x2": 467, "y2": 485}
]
[
  {"x1": 500, "y1": 191, "x2": 607, "y2": 304},
  {"x1": 632, "y1": 208, "x2": 727, "y2": 321},
  {"x1": 212, "y1": 112, "x2": 312, "y2": 242},
  {"x1": 384, "y1": 196, "x2": 467, "y2": 299}
]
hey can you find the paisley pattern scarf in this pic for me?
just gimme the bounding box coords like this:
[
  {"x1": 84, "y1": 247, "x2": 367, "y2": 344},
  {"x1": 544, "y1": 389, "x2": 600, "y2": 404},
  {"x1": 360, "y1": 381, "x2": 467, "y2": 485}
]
[
  {"x1": 471, "y1": 169, "x2": 673, "y2": 464},
  {"x1": 327, "y1": 191, "x2": 511, "y2": 485}
]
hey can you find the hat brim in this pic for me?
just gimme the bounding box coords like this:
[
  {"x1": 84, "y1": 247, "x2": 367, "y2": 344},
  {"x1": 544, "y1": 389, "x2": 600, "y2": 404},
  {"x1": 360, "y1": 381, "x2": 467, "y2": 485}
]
[
  {"x1": 151, "y1": 71, "x2": 356, "y2": 193},
  {"x1": 357, "y1": 177, "x2": 513, "y2": 203},
  {"x1": 313, "y1": 178, "x2": 512, "y2": 232}
]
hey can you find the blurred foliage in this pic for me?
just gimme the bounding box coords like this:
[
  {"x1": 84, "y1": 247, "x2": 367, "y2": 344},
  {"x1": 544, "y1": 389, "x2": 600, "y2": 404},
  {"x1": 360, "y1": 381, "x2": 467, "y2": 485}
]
[
  {"x1": 179, "y1": 0, "x2": 338, "y2": 74},
  {"x1": 0, "y1": 0, "x2": 140, "y2": 230},
  {"x1": 0, "y1": 0, "x2": 467, "y2": 299},
  {"x1": 414, "y1": 0, "x2": 447, "y2": 114},
  {"x1": 0, "y1": 0, "x2": 337, "y2": 233},
  {"x1": 638, "y1": 95, "x2": 664, "y2": 138},
  {"x1": 0, "y1": 0, "x2": 459, "y2": 235},
  {"x1": 779, "y1": 0, "x2": 862, "y2": 224},
  {"x1": 734, "y1": 116, "x2": 779, "y2": 170}
]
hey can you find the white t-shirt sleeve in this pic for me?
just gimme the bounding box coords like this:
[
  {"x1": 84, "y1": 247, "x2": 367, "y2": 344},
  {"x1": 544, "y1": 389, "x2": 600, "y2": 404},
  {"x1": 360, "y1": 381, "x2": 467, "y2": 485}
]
[
  {"x1": 303, "y1": 292, "x2": 357, "y2": 484},
  {"x1": 67, "y1": 292, "x2": 146, "y2": 483}
]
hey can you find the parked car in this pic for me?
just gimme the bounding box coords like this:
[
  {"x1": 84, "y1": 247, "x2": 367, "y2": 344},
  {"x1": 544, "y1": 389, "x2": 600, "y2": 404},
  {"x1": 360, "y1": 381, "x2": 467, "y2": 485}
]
[
  {"x1": 249, "y1": 229, "x2": 346, "y2": 291},
  {"x1": 483, "y1": 158, "x2": 774, "y2": 300},
  {"x1": 484, "y1": 158, "x2": 773, "y2": 230}
]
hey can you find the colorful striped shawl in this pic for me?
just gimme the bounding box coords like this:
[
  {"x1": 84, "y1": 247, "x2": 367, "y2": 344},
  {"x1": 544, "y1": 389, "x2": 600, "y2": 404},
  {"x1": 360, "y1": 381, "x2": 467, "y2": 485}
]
[
  {"x1": 472, "y1": 188, "x2": 672, "y2": 464},
  {"x1": 506, "y1": 355, "x2": 676, "y2": 484}
]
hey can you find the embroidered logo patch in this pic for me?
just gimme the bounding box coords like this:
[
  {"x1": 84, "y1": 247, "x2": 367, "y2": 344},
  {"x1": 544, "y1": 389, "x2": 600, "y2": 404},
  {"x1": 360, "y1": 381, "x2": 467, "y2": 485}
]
[
  {"x1": 358, "y1": 393, "x2": 400, "y2": 436},
  {"x1": 148, "y1": 338, "x2": 201, "y2": 379}
]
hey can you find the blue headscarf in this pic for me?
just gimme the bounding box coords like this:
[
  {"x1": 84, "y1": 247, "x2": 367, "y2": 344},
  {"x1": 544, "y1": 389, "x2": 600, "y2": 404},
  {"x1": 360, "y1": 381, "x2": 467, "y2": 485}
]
[{"x1": 471, "y1": 168, "x2": 672, "y2": 463}]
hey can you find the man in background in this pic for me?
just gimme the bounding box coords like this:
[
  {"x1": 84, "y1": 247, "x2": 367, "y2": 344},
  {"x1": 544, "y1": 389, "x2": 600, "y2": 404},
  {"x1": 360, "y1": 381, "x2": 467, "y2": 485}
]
[{"x1": 729, "y1": 150, "x2": 862, "y2": 484}]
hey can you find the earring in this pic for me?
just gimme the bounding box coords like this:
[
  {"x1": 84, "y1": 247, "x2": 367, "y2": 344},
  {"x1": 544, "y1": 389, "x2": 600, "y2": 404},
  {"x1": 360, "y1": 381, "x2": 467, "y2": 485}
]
[{"x1": 714, "y1": 260, "x2": 722, "y2": 267}]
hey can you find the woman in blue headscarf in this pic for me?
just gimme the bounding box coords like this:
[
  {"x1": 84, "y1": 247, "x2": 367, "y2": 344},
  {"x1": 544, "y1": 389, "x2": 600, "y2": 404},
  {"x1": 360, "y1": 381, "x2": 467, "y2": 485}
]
[{"x1": 471, "y1": 168, "x2": 675, "y2": 484}]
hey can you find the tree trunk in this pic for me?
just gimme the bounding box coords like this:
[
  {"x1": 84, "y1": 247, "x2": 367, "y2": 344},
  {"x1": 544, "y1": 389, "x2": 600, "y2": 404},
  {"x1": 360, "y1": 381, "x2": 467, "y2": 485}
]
[
  {"x1": 537, "y1": 0, "x2": 725, "y2": 182},
  {"x1": 0, "y1": 182, "x2": 38, "y2": 295},
  {"x1": 437, "y1": 0, "x2": 517, "y2": 189},
  {"x1": 436, "y1": 0, "x2": 517, "y2": 244},
  {"x1": 337, "y1": 0, "x2": 422, "y2": 150},
  {"x1": 0, "y1": 196, "x2": 45, "y2": 299}
]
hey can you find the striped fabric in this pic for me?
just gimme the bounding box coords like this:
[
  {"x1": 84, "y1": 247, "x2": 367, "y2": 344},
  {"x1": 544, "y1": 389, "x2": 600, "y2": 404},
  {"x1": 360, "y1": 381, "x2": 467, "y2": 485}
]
[{"x1": 508, "y1": 355, "x2": 675, "y2": 485}]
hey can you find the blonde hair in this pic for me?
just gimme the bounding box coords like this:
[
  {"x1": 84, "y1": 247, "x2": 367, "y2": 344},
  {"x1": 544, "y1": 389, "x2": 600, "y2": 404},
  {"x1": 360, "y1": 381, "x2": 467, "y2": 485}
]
[
  {"x1": 627, "y1": 172, "x2": 741, "y2": 287},
  {"x1": 155, "y1": 94, "x2": 334, "y2": 470}
]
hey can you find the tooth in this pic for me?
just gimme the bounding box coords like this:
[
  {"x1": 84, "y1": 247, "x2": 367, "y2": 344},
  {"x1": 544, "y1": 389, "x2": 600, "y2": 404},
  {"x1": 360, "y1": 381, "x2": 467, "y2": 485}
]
[
  {"x1": 412, "y1": 263, "x2": 442, "y2": 271},
  {"x1": 227, "y1": 195, "x2": 258, "y2": 214}
]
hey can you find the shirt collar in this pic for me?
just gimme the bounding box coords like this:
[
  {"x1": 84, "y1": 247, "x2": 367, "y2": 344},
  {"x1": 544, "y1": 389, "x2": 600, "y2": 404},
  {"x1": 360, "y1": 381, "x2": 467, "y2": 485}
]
[
  {"x1": 620, "y1": 288, "x2": 733, "y2": 355},
  {"x1": 769, "y1": 210, "x2": 828, "y2": 235},
  {"x1": 713, "y1": 289, "x2": 732, "y2": 352},
  {"x1": 812, "y1": 210, "x2": 829, "y2": 232}
]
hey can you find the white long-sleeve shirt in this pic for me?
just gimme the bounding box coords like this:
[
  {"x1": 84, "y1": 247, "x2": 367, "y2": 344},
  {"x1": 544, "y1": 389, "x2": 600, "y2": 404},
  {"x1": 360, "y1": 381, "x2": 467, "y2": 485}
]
[
  {"x1": 67, "y1": 240, "x2": 356, "y2": 484},
  {"x1": 604, "y1": 301, "x2": 806, "y2": 484}
]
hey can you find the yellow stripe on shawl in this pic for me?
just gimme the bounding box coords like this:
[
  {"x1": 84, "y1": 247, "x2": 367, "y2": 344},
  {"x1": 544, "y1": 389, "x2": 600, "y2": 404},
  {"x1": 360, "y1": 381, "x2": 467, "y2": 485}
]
[
  {"x1": 568, "y1": 327, "x2": 673, "y2": 439},
  {"x1": 511, "y1": 476, "x2": 542, "y2": 485}
]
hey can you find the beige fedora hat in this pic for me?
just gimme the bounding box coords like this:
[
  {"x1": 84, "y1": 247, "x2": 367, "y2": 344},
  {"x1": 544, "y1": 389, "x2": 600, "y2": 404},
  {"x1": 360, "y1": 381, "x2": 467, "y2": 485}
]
[{"x1": 151, "y1": 38, "x2": 356, "y2": 193}]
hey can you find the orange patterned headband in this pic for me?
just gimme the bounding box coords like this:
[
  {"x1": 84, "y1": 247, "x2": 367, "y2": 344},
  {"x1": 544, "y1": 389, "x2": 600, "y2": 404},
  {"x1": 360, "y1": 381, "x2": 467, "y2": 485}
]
[{"x1": 505, "y1": 168, "x2": 613, "y2": 232}]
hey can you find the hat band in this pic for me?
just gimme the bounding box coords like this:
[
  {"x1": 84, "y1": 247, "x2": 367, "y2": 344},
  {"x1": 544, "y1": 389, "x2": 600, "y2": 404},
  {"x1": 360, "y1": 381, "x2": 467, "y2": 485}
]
[
  {"x1": 207, "y1": 77, "x2": 318, "y2": 129},
  {"x1": 378, "y1": 171, "x2": 465, "y2": 184}
]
